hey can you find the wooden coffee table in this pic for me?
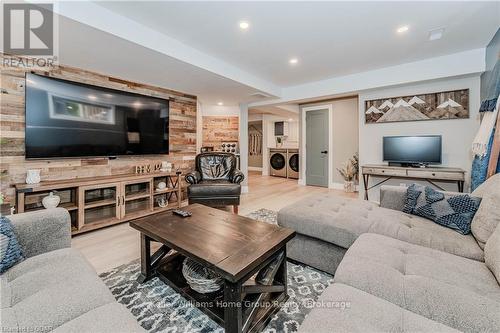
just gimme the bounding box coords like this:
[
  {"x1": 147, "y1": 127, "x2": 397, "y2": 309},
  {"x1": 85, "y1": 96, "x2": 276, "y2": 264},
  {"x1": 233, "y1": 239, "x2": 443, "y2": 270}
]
[{"x1": 130, "y1": 204, "x2": 295, "y2": 333}]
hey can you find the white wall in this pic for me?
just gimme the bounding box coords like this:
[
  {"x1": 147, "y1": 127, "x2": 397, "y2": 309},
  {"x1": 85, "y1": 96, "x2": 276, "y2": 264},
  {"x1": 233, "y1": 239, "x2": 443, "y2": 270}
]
[
  {"x1": 358, "y1": 74, "x2": 481, "y2": 201},
  {"x1": 201, "y1": 104, "x2": 240, "y2": 116}
]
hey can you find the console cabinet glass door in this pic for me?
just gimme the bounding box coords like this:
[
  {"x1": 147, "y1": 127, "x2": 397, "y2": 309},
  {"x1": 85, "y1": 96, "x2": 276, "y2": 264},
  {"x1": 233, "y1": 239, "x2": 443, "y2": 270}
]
[
  {"x1": 121, "y1": 180, "x2": 153, "y2": 218},
  {"x1": 79, "y1": 183, "x2": 121, "y2": 228}
]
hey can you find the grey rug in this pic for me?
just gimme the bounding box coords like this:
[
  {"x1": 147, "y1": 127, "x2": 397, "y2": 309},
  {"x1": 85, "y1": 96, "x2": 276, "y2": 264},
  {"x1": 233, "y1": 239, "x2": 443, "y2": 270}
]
[{"x1": 99, "y1": 209, "x2": 333, "y2": 333}]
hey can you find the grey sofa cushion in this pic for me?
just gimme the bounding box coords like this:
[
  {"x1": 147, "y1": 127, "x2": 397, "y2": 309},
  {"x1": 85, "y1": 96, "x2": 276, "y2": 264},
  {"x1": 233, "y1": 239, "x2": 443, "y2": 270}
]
[
  {"x1": 2, "y1": 248, "x2": 118, "y2": 331},
  {"x1": 471, "y1": 173, "x2": 500, "y2": 249},
  {"x1": 4, "y1": 248, "x2": 108, "y2": 306},
  {"x1": 1, "y1": 274, "x2": 10, "y2": 308},
  {"x1": 278, "y1": 193, "x2": 484, "y2": 261},
  {"x1": 334, "y1": 233, "x2": 500, "y2": 332},
  {"x1": 485, "y1": 222, "x2": 500, "y2": 284},
  {"x1": 286, "y1": 233, "x2": 347, "y2": 275},
  {"x1": 9, "y1": 208, "x2": 71, "y2": 259},
  {"x1": 52, "y1": 303, "x2": 144, "y2": 333},
  {"x1": 298, "y1": 283, "x2": 458, "y2": 333}
]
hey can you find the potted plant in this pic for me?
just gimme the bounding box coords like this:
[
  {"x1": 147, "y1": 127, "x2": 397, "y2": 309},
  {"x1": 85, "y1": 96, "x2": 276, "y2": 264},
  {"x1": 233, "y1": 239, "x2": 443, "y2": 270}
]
[
  {"x1": 275, "y1": 136, "x2": 283, "y2": 148},
  {"x1": 337, "y1": 153, "x2": 359, "y2": 193}
]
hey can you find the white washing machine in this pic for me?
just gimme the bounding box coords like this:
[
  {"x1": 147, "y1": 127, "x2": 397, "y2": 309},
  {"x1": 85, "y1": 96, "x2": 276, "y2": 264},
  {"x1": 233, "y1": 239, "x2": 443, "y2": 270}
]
[
  {"x1": 269, "y1": 149, "x2": 287, "y2": 177},
  {"x1": 287, "y1": 149, "x2": 299, "y2": 179}
]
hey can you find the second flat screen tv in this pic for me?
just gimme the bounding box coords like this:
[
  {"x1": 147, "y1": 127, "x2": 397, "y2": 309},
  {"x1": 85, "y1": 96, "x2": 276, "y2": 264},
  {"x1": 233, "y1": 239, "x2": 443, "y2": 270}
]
[
  {"x1": 383, "y1": 135, "x2": 442, "y2": 165},
  {"x1": 25, "y1": 73, "x2": 169, "y2": 159}
]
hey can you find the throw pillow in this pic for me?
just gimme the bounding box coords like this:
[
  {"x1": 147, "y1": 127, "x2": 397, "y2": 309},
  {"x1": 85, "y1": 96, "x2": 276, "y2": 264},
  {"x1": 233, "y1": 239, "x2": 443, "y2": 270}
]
[
  {"x1": 0, "y1": 216, "x2": 24, "y2": 274},
  {"x1": 403, "y1": 184, "x2": 482, "y2": 235}
]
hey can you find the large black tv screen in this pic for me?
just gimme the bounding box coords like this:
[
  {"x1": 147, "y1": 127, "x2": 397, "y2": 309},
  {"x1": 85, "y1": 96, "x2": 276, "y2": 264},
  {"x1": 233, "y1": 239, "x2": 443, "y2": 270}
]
[
  {"x1": 383, "y1": 135, "x2": 442, "y2": 164},
  {"x1": 25, "y1": 73, "x2": 169, "y2": 159}
]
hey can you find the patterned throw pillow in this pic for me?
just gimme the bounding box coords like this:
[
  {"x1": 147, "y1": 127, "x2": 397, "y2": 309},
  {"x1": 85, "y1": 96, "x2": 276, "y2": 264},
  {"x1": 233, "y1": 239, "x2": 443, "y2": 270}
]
[
  {"x1": 0, "y1": 216, "x2": 24, "y2": 274},
  {"x1": 403, "y1": 184, "x2": 482, "y2": 235}
]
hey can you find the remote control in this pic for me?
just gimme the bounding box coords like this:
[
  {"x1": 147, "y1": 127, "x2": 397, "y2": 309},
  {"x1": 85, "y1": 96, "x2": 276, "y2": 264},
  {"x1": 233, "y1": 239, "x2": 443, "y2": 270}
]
[{"x1": 173, "y1": 209, "x2": 192, "y2": 217}]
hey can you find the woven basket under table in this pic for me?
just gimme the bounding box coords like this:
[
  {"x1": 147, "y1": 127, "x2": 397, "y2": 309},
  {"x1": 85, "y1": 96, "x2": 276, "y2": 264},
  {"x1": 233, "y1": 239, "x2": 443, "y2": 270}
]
[{"x1": 182, "y1": 258, "x2": 223, "y2": 294}]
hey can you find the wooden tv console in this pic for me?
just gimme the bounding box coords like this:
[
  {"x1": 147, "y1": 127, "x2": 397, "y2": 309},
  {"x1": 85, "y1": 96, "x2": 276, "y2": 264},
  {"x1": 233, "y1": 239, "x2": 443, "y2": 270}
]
[
  {"x1": 15, "y1": 171, "x2": 182, "y2": 235},
  {"x1": 361, "y1": 164, "x2": 465, "y2": 200}
]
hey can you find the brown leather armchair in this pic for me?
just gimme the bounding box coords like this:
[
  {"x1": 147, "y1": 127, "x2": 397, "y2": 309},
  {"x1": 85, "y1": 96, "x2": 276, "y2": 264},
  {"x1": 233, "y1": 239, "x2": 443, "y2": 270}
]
[{"x1": 185, "y1": 152, "x2": 244, "y2": 213}]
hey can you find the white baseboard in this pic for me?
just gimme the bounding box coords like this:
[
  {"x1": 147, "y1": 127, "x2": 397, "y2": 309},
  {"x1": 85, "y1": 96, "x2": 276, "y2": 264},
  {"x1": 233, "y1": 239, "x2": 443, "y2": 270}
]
[
  {"x1": 329, "y1": 182, "x2": 345, "y2": 190},
  {"x1": 241, "y1": 185, "x2": 249, "y2": 193},
  {"x1": 329, "y1": 182, "x2": 359, "y2": 191},
  {"x1": 248, "y1": 167, "x2": 262, "y2": 172}
]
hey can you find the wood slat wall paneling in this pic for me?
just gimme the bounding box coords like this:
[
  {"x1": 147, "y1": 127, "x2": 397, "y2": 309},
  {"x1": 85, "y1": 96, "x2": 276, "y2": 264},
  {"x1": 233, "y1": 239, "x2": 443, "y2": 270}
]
[{"x1": 1, "y1": 54, "x2": 197, "y2": 206}]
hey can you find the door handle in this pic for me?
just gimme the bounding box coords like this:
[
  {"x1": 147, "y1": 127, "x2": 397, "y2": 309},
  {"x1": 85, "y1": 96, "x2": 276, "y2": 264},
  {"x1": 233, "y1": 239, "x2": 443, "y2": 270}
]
[{"x1": 321, "y1": 150, "x2": 328, "y2": 154}]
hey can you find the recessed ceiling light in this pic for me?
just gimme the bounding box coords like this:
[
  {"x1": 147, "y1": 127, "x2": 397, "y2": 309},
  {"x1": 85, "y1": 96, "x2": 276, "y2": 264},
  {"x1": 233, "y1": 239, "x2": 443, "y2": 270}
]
[
  {"x1": 428, "y1": 28, "x2": 445, "y2": 41},
  {"x1": 288, "y1": 118, "x2": 294, "y2": 122},
  {"x1": 239, "y1": 21, "x2": 250, "y2": 30},
  {"x1": 289, "y1": 58, "x2": 299, "y2": 65},
  {"x1": 396, "y1": 25, "x2": 409, "y2": 33},
  {"x1": 217, "y1": 102, "x2": 224, "y2": 106},
  {"x1": 132, "y1": 101, "x2": 142, "y2": 108}
]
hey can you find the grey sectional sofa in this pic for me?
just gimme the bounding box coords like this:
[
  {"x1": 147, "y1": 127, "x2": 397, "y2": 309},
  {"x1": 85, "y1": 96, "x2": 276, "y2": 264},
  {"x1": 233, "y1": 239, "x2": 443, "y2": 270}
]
[
  {"x1": 1, "y1": 208, "x2": 144, "y2": 333},
  {"x1": 278, "y1": 173, "x2": 500, "y2": 332}
]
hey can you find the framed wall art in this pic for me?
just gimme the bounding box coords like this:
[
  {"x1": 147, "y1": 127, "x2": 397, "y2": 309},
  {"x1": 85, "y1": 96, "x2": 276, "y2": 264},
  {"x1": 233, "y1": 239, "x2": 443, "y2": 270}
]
[{"x1": 365, "y1": 89, "x2": 469, "y2": 124}]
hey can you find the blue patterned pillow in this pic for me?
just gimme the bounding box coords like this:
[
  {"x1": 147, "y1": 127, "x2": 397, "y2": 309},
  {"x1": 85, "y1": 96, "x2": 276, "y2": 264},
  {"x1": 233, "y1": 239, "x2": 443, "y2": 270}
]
[
  {"x1": 403, "y1": 184, "x2": 482, "y2": 235},
  {"x1": 0, "y1": 216, "x2": 24, "y2": 273}
]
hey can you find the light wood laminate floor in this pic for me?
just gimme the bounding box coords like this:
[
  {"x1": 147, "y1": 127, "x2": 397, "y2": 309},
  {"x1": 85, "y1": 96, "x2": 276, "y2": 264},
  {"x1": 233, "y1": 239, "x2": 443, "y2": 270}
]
[{"x1": 72, "y1": 172, "x2": 357, "y2": 273}]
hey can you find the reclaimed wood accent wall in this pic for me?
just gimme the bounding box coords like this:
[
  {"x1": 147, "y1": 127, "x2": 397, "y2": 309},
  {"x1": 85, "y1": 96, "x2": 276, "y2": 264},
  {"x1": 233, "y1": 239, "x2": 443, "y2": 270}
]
[
  {"x1": 202, "y1": 116, "x2": 239, "y2": 149},
  {"x1": 0, "y1": 54, "x2": 197, "y2": 206}
]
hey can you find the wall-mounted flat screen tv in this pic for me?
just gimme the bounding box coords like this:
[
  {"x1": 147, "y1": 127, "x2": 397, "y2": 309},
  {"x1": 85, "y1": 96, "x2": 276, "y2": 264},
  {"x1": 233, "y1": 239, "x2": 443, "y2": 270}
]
[
  {"x1": 383, "y1": 135, "x2": 442, "y2": 165},
  {"x1": 25, "y1": 73, "x2": 169, "y2": 159}
]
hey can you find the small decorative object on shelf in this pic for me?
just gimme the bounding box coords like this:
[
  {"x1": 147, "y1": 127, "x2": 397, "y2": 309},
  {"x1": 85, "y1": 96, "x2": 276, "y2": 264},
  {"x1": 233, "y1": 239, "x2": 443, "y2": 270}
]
[
  {"x1": 26, "y1": 169, "x2": 41, "y2": 184},
  {"x1": 153, "y1": 162, "x2": 162, "y2": 172},
  {"x1": 337, "y1": 153, "x2": 359, "y2": 193},
  {"x1": 135, "y1": 164, "x2": 152, "y2": 174},
  {"x1": 136, "y1": 163, "x2": 168, "y2": 174},
  {"x1": 160, "y1": 161, "x2": 172, "y2": 172},
  {"x1": 275, "y1": 136, "x2": 283, "y2": 148},
  {"x1": 42, "y1": 192, "x2": 60, "y2": 209},
  {"x1": 182, "y1": 258, "x2": 222, "y2": 294},
  {"x1": 156, "y1": 196, "x2": 168, "y2": 208},
  {"x1": 156, "y1": 182, "x2": 167, "y2": 191}
]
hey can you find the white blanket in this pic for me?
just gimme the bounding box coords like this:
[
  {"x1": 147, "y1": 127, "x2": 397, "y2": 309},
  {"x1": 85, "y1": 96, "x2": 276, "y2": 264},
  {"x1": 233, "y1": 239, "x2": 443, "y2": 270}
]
[{"x1": 472, "y1": 95, "x2": 500, "y2": 158}]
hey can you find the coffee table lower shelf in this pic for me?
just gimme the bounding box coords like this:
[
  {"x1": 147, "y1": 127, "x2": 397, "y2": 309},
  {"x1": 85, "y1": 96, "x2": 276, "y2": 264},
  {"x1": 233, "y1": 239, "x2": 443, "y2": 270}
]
[
  {"x1": 131, "y1": 205, "x2": 295, "y2": 333},
  {"x1": 154, "y1": 252, "x2": 288, "y2": 333}
]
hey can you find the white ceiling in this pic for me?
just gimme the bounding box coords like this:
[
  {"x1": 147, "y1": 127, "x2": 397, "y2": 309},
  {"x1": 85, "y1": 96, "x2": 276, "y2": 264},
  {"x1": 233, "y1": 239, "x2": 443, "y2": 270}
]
[
  {"x1": 96, "y1": 1, "x2": 499, "y2": 87},
  {"x1": 55, "y1": 16, "x2": 272, "y2": 105},
  {"x1": 10, "y1": 1, "x2": 497, "y2": 109}
]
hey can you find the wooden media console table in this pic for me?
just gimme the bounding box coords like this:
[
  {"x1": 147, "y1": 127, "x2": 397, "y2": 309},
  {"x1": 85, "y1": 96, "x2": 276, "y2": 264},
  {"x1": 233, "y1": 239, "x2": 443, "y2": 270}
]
[
  {"x1": 361, "y1": 164, "x2": 465, "y2": 200},
  {"x1": 15, "y1": 171, "x2": 182, "y2": 235}
]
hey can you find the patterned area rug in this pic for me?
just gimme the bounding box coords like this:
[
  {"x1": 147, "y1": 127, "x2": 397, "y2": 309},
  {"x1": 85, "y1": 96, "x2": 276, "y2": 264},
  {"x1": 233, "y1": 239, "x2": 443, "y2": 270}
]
[{"x1": 99, "y1": 209, "x2": 333, "y2": 333}]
